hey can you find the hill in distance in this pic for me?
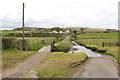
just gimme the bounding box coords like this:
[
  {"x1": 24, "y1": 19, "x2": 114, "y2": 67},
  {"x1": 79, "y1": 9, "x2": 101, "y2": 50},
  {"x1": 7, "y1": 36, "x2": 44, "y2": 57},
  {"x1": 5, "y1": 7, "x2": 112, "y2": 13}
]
[{"x1": 5, "y1": 26, "x2": 108, "y2": 33}]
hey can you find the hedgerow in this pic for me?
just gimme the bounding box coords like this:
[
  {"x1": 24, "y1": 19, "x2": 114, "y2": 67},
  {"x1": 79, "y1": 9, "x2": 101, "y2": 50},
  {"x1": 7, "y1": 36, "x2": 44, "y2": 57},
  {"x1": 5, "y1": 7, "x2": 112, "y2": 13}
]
[{"x1": 54, "y1": 43, "x2": 70, "y2": 52}]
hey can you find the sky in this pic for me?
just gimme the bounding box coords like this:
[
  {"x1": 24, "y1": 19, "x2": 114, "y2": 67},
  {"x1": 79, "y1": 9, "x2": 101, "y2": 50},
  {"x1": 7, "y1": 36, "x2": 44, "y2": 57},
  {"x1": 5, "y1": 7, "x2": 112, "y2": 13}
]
[{"x1": 0, "y1": 0, "x2": 119, "y2": 30}]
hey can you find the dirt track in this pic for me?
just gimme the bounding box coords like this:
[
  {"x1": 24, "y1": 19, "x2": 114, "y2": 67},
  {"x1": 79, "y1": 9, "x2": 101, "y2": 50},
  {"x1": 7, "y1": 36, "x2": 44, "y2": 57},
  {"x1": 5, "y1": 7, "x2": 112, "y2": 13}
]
[{"x1": 2, "y1": 45, "x2": 51, "y2": 78}]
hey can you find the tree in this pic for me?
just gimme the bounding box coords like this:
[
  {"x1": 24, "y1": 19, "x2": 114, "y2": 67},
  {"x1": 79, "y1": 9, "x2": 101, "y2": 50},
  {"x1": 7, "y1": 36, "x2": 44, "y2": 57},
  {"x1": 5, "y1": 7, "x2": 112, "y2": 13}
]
[
  {"x1": 73, "y1": 30, "x2": 77, "y2": 33},
  {"x1": 51, "y1": 27, "x2": 62, "y2": 32},
  {"x1": 81, "y1": 28, "x2": 86, "y2": 33}
]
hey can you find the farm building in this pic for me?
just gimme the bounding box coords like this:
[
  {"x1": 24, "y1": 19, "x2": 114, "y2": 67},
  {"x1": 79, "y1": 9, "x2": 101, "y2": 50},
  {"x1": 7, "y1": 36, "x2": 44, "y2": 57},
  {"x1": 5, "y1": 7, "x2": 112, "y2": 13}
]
[
  {"x1": 64, "y1": 30, "x2": 70, "y2": 33},
  {"x1": 59, "y1": 31, "x2": 63, "y2": 33}
]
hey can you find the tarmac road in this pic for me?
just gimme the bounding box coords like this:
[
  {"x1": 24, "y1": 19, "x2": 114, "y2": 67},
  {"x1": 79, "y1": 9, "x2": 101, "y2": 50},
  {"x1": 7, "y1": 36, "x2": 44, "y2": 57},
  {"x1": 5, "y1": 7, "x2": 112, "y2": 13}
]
[{"x1": 72, "y1": 57, "x2": 118, "y2": 78}]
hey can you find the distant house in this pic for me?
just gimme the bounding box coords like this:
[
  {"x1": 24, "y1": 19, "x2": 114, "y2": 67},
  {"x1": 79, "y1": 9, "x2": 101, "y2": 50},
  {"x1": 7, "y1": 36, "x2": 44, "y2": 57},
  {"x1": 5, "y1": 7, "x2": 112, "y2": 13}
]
[
  {"x1": 51, "y1": 30, "x2": 58, "y2": 33},
  {"x1": 59, "y1": 31, "x2": 63, "y2": 33},
  {"x1": 64, "y1": 30, "x2": 70, "y2": 33}
]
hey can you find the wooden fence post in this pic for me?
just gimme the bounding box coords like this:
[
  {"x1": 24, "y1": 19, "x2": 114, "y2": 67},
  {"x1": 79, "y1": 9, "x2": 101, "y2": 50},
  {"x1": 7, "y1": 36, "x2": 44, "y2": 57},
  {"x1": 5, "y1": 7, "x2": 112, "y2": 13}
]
[
  {"x1": 102, "y1": 42, "x2": 104, "y2": 47},
  {"x1": 51, "y1": 41, "x2": 55, "y2": 52}
]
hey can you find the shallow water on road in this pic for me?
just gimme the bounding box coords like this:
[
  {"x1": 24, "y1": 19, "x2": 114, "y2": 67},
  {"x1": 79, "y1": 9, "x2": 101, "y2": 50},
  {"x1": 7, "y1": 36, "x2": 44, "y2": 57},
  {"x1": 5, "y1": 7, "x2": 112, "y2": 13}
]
[{"x1": 68, "y1": 41, "x2": 102, "y2": 57}]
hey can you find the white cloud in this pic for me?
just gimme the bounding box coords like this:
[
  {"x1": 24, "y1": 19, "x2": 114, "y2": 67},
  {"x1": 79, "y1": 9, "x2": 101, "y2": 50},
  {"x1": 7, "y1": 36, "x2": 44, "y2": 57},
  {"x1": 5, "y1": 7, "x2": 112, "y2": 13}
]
[{"x1": 0, "y1": 0, "x2": 119, "y2": 30}]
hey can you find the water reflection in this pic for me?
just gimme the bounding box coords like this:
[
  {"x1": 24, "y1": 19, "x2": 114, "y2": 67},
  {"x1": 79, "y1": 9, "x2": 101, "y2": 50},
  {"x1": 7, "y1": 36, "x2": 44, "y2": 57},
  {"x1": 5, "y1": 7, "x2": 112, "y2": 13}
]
[{"x1": 68, "y1": 41, "x2": 102, "y2": 57}]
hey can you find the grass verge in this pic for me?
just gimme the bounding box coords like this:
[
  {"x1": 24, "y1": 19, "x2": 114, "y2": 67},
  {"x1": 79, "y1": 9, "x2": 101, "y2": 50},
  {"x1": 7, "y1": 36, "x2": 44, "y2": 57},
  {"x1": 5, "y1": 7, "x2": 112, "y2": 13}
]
[
  {"x1": 2, "y1": 49, "x2": 37, "y2": 70},
  {"x1": 32, "y1": 52, "x2": 88, "y2": 78}
]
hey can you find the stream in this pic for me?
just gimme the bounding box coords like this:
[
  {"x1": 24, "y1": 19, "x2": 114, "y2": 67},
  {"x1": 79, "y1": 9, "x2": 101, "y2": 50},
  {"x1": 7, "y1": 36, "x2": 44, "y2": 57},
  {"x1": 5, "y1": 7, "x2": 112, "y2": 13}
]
[{"x1": 68, "y1": 41, "x2": 102, "y2": 57}]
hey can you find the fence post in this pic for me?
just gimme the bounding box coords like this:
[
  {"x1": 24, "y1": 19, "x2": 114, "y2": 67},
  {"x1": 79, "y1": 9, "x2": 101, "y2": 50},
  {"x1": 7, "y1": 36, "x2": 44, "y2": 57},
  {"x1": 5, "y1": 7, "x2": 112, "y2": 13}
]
[
  {"x1": 102, "y1": 42, "x2": 104, "y2": 47},
  {"x1": 51, "y1": 43, "x2": 53, "y2": 52},
  {"x1": 51, "y1": 41, "x2": 54, "y2": 52}
]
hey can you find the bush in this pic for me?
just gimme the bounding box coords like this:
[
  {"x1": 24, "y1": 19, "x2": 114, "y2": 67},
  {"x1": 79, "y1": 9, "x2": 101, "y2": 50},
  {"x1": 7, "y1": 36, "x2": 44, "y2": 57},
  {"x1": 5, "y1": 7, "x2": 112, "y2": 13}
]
[
  {"x1": 70, "y1": 37, "x2": 75, "y2": 41},
  {"x1": 105, "y1": 51, "x2": 113, "y2": 56},
  {"x1": 54, "y1": 43, "x2": 70, "y2": 52},
  {"x1": 2, "y1": 38, "x2": 30, "y2": 50},
  {"x1": 3, "y1": 32, "x2": 64, "y2": 37},
  {"x1": 54, "y1": 37, "x2": 64, "y2": 43},
  {"x1": 18, "y1": 39, "x2": 30, "y2": 50},
  {"x1": 77, "y1": 41, "x2": 85, "y2": 46},
  {"x1": 2, "y1": 38, "x2": 18, "y2": 49}
]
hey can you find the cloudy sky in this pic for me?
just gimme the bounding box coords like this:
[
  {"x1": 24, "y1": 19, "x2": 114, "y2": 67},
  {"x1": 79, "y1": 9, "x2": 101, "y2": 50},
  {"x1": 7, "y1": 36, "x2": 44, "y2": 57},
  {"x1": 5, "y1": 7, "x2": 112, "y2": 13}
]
[{"x1": 0, "y1": 0, "x2": 119, "y2": 30}]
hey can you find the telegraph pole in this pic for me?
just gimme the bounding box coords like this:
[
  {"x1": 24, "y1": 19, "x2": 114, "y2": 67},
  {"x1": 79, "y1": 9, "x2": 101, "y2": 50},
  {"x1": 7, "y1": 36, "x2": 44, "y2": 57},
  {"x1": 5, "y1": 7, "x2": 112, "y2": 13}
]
[{"x1": 22, "y1": 3, "x2": 25, "y2": 40}]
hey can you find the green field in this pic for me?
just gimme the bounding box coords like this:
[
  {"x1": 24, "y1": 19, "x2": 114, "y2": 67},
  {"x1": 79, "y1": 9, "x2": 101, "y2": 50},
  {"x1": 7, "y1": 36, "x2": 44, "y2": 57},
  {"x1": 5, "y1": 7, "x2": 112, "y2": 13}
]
[
  {"x1": 84, "y1": 28, "x2": 106, "y2": 33},
  {"x1": 77, "y1": 32, "x2": 118, "y2": 39},
  {"x1": 0, "y1": 31, "x2": 19, "y2": 35},
  {"x1": 16, "y1": 37, "x2": 55, "y2": 49},
  {"x1": 77, "y1": 39, "x2": 118, "y2": 47},
  {"x1": 2, "y1": 49, "x2": 37, "y2": 70},
  {"x1": 0, "y1": 30, "x2": 34, "y2": 35},
  {"x1": 31, "y1": 52, "x2": 87, "y2": 78},
  {"x1": 75, "y1": 32, "x2": 119, "y2": 60},
  {"x1": 27, "y1": 37, "x2": 55, "y2": 51}
]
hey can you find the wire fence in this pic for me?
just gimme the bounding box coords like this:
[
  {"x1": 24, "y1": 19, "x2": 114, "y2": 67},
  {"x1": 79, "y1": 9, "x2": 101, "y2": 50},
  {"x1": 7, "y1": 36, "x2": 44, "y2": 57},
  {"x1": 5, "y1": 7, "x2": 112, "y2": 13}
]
[{"x1": 80, "y1": 41, "x2": 120, "y2": 47}]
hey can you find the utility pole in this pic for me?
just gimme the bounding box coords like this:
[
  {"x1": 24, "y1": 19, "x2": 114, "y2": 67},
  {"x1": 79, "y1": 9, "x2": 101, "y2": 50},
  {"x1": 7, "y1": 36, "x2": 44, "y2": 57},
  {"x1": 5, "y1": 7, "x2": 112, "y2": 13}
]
[
  {"x1": 22, "y1": 3, "x2": 25, "y2": 40},
  {"x1": 22, "y1": 3, "x2": 25, "y2": 51},
  {"x1": 70, "y1": 26, "x2": 71, "y2": 34}
]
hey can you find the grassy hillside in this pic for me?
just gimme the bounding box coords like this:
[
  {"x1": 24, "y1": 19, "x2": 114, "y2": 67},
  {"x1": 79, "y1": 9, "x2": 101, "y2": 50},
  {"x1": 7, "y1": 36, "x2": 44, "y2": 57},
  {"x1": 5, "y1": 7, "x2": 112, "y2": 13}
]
[
  {"x1": 65, "y1": 27, "x2": 106, "y2": 32},
  {"x1": 84, "y1": 28, "x2": 106, "y2": 32}
]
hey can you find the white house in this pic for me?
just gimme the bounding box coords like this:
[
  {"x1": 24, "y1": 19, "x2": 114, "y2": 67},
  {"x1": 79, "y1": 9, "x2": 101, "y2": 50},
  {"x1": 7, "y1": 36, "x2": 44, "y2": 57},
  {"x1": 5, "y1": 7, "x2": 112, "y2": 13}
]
[
  {"x1": 59, "y1": 31, "x2": 63, "y2": 33},
  {"x1": 65, "y1": 30, "x2": 70, "y2": 33},
  {"x1": 50, "y1": 30, "x2": 58, "y2": 33}
]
